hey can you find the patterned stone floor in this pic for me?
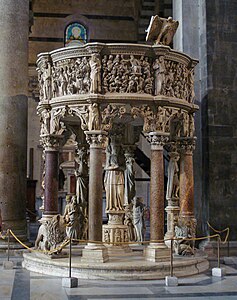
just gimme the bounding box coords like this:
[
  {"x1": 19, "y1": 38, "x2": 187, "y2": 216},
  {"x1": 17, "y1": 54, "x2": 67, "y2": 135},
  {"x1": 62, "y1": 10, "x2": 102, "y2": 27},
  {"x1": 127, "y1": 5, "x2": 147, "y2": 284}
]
[{"x1": 0, "y1": 255, "x2": 237, "y2": 300}]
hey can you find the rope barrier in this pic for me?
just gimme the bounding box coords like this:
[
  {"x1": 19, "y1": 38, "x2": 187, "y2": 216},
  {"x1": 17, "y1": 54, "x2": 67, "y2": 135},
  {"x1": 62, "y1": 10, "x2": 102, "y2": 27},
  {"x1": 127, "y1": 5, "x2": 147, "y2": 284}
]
[
  {"x1": 0, "y1": 222, "x2": 229, "y2": 255},
  {"x1": 207, "y1": 222, "x2": 230, "y2": 244},
  {"x1": 9, "y1": 229, "x2": 70, "y2": 255}
]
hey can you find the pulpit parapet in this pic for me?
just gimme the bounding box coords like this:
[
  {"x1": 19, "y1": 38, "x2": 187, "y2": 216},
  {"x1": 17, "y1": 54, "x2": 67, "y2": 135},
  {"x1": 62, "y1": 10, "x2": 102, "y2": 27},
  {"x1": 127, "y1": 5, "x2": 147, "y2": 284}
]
[{"x1": 36, "y1": 43, "x2": 198, "y2": 111}]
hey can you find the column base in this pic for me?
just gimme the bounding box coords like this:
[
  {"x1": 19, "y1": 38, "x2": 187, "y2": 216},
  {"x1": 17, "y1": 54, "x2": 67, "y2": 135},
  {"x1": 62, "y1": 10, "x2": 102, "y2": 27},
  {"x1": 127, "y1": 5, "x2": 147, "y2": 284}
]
[
  {"x1": 39, "y1": 213, "x2": 58, "y2": 224},
  {"x1": 144, "y1": 243, "x2": 170, "y2": 262},
  {"x1": 81, "y1": 243, "x2": 109, "y2": 263}
]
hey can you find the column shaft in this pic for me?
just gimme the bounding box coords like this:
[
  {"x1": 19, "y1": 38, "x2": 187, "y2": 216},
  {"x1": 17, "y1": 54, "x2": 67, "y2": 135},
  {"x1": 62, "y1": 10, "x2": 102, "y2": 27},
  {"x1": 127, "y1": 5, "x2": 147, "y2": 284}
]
[
  {"x1": 150, "y1": 148, "x2": 164, "y2": 242},
  {"x1": 179, "y1": 152, "x2": 194, "y2": 218},
  {"x1": 88, "y1": 146, "x2": 103, "y2": 242},
  {"x1": 0, "y1": 0, "x2": 29, "y2": 239},
  {"x1": 44, "y1": 150, "x2": 59, "y2": 215}
]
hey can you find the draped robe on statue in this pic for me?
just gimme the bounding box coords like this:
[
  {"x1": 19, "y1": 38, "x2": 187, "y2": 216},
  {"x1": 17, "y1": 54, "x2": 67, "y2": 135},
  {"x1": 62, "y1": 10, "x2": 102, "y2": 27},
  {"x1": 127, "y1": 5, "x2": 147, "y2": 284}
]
[{"x1": 104, "y1": 168, "x2": 124, "y2": 211}]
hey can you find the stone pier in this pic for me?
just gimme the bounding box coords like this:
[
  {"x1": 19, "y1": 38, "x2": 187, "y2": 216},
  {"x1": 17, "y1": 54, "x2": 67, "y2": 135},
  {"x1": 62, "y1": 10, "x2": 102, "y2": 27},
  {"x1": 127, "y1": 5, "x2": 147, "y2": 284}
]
[{"x1": 0, "y1": 0, "x2": 29, "y2": 243}]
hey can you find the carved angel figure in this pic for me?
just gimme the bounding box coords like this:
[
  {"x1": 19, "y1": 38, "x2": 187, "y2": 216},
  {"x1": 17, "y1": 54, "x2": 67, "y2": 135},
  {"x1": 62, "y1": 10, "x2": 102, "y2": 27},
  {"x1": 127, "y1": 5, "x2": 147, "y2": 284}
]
[{"x1": 146, "y1": 15, "x2": 179, "y2": 46}]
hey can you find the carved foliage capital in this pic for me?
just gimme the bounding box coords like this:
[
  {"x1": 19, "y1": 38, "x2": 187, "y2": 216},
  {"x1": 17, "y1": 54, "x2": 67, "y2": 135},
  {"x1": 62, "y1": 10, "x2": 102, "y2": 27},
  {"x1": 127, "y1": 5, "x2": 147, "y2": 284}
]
[
  {"x1": 40, "y1": 134, "x2": 63, "y2": 151},
  {"x1": 178, "y1": 137, "x2": 196, "y2": 154},
  {"x1": 85, "y1": 130, "x2": 108, "y2": 148},
  {"x1": 146, "y1": 132, "x2": 169, "y2": 149}
]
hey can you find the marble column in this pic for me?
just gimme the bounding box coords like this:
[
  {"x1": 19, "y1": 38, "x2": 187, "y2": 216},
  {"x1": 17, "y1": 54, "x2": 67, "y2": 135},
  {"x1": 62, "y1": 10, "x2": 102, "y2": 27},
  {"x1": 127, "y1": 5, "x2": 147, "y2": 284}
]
[
  {"x1": 40, "y1": 135, "x2": 62, "y2": 222},
  {"x1": 178, "y1": 138, "x2": 196, "y2": 234},
  {"x1": 81, "y1": 130, "x2": 109, "y2": 263},
  {"x1": 0, "y1": 0, "x2": 29, "y2": 243},
  {"x1": 144, "y1": 132, "x2": 169, "y2": 262}
]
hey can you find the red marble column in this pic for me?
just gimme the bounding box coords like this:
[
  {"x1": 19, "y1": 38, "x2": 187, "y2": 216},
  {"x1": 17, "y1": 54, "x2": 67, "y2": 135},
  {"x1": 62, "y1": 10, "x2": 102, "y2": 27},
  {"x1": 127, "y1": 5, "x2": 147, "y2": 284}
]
[
  {"x1": 41, "y1": 135, "x2": 62, "y2": 219},
  {"x1": 179, "y1": 138, "x2": 196, "y2": 220},
  {"x1": 145, "y1": 133, "x2": 169, "y2": 261},
  {"x1": 147, "y1": 133, "x2": 169, "y2": 244},
  {"x1": 44, "y1": 150, "x2": 59, "y2": 215},
  {"x1": 150, "y1": 146, "x2": 164, "y2": 242}
]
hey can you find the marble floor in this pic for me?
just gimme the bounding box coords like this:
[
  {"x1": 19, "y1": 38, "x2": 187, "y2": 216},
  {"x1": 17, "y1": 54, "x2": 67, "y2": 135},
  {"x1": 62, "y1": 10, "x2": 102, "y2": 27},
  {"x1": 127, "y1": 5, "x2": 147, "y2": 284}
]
[{"x1": 0, "y1": 255, "x2": 237, "y2": 300}]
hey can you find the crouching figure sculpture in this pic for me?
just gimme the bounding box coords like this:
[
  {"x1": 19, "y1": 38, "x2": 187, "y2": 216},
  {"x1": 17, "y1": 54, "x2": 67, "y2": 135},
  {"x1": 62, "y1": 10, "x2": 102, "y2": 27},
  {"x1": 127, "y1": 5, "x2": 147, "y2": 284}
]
[{"x1": 35, "y1": 214, "x2": 66, "y2": 254}]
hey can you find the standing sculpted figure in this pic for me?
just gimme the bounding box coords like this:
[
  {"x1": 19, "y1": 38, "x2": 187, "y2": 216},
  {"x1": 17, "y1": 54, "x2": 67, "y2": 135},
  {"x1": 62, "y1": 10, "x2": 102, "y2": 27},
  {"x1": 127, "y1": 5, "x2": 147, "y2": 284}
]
[
  {"x1": 133, "y1": 197, "x2": 145, "y2": 242},
  {"x1": 166, "y1": 152, "x2": 180, "y2": 200},
  {"x1": 89, "y1": 54, "x2": 101, "y2": 93},
  {"x1": 74, "y1": 147, "x2": 89, "y2": 205},
  {"x1": 88, "y1": 103, "x2": 100, "y2": 131},
  {"x1": 42, "y1": 61, "x2": 52, "y2": 100},
  {"x1": 153, "y1": 56, "x2": 166, "y2": 95},
  {"x1": 65, "y1": 195, "x2": 80, "y2": 240},
  {"x1": 104, "y1": 137, "x2": 125, "y2": 211},
  {"x1": 124, "y1": 153, "x2": 136, "y2": 206}
]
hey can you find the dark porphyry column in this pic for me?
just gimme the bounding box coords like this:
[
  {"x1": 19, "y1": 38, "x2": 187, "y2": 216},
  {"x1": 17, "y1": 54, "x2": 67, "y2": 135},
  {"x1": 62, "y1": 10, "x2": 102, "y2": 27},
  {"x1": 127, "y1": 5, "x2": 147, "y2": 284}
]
[
  {"x1": 41, "y1": 135, "x2": 61, "y2": 220},
  {"x1": 0, "y1": 0, "x2": 29, "y2": 242},
  {"x1": 145, "y1": 132, "x2": 170, "y2": 262},
  {"x1": 81, "y1": 130, "x2": 108, "y2": 263}
]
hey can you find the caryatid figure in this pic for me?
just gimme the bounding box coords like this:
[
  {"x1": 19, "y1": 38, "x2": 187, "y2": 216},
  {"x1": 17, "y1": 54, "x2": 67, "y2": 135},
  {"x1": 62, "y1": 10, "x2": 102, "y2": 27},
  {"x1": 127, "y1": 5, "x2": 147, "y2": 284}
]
[{"x1": 166, "y1": 152, "x2": 180, "y2": 200}]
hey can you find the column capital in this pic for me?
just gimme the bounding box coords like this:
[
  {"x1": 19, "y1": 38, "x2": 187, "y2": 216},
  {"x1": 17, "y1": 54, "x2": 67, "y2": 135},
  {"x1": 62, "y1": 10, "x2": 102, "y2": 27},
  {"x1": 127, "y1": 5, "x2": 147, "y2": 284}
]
[
  {"x1": 146, "y1": 132, "x2": 169, "y2": 150},
  {"x1": 178, "y1": 137, "x2": 196, "y2": 154},
  {"x1": 40, "y1": 134, "x2": 63, "y2": 151},
  {"x1": 85, "y1": 130, "x2": 108, "y2": 148}
]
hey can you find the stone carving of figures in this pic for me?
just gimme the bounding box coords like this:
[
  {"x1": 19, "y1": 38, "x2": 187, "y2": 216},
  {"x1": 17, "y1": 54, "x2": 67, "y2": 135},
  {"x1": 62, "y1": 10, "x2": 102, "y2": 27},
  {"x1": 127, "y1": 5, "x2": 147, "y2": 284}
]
[
  {"x1": 52, "y1": 67, "x2": 59, "y2": 97},
  {"x1": 81, "y1": 57, "x2": 90, "y2": 93},
  {"x1": 124, "y1": 205, "x2": 135, "y2": 241},
  {"x1": 137, "y1": 76, "x2": 145, "y2": 93},
  {"x1": 189, "y1": 114, "x2": 195, "y2": 137},
  {"x1": 144, "y1": 77, "x2": 153, "y2": 94},
  {"x1": 88, "y1": 103, "x2": 101, "y2": 131},
  {"x1": 40, "y1": 108, "x2": 51, "y2": 136},
  {"x1": 153, "y1": 56, "x2": 166, "y2": 95},
  {"x1": 89, "y1": 54, "x2": 101, "y2": 94},
  {"x1": 42, "y1": 61, "x2": 52, "y2": 100},
  {"x1": 104, "y1": 229, "x2": 110, "y2": 243},
  {"x1": 180, "y1": 113, "x2": 189, "y2": 137},
  {"x1": 127, "y1": 75, "x2": 136, "y2": 93},
  {"x1": 174, "y1": 218, "x2": 196, "y2": 255},
  {"x1": 124, "y1": 152, "x2": 136, "y2": 206},
  {"x1": 65, "y1": 195, "x2": 80, "y2": 240},
  {"x1": 74, "y1": 147, "x2": 89, "y2": 204},
  {"x1": 130, "y1": 55, "x2": 142, "y2": 75},
  {"x1": 169, "y1": 111, "x2": 182, "y2": 140},
  {"x1": 78, "y1": 202, "x2": 88, "y2": 240},
  {"x1": 63, "y1": 194, "x2": 72, "y2": 221},
  {"x1": 58, "y1": 67, "x2": 67, "y2": 96},
  {"x1": 133, "y1": 197, "x2": 145, "y2": 242},
  {"x1": 188, "y1": 68, "x2": 195, "y2": 103},
  {"x1": 104, "y1": 138, "x2": 125, "y2": 212},
  {"x1": 142, "y1": 105, "x2": 154, "y2": 132},
  {"x1": 166, "y1": 152, "x2": 180, "y2": 200},
  {"x1": 142, "y1": 56, "x2": 151, "y2": 78},
  {"x1": 146, "y1": 15, "x2": 179, "y2": 46},
  {"x1": 35, "y1": 214, "x2": 66, "y2": 252},
  {"x1": 115, "y1": 229, "x2": 121, "y2": 244},
  {"x1": 106, "y1": 55, "x2": 114, "y2": 72}
]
